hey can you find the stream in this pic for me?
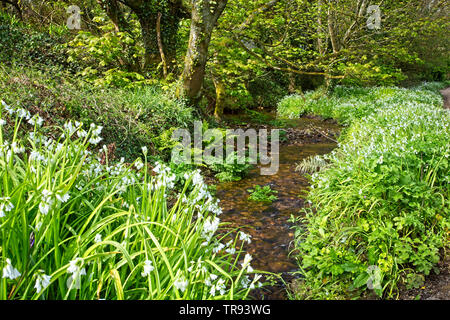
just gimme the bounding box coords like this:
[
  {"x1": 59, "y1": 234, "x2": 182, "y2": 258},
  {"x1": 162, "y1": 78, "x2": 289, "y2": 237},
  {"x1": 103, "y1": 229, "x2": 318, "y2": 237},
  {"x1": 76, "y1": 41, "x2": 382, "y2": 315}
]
[{"x1": 216, "y1": 114, "x2": 340, "y2": 299}]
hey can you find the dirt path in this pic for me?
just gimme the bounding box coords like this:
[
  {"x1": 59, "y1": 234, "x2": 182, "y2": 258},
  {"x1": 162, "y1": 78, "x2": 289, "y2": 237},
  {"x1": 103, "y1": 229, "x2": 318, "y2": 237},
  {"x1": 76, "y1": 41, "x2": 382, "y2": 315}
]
[
  {"x1": 440, "y1": 87, "x2": 450, "y2": 109},
  {"x1": 400, "y1": 255, "x2": 450, "y2": 300}
]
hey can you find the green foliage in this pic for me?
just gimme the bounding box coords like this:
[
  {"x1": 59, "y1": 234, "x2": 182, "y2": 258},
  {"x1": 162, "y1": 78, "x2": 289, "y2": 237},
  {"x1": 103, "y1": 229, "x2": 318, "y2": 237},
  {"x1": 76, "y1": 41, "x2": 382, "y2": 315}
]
[
  {"x1": 66, "y1": 14, "x2": 146, "y2": 87},
  {"x1": 0, "y1": 11, "x2": 75, "y2": 71},
  {"x1": 210, "y1": 152, "x2": 252, "y2": 182},
  {"x1": 336, "y1": 61, "x2": 407, "y2": 87},
  {"x1": 283, "y1": 84, "x2": 450, "y2": 299},
  {"x1": 278, "y1": 82, "x2": 449, "y2": 126},
  {"x1": 0, "y1": 64, "x2": 195, "y2": 160},
  {"x1": 296, "y1": 155, "x2": 329, "y2": 174},
  {"x1": 0, "y1": 100, "x2": 263, "y2": 300},
  {"x1": 247, "y1": 185, "x2": 278, "y2": 203}
]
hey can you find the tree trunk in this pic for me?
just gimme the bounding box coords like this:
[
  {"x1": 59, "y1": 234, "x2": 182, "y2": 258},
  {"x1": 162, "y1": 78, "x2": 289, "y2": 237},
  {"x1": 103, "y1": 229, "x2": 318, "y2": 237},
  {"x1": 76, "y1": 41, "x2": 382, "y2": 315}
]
[
  {"x1": 180, "y1": 0, "x2": 228, "y2": 104},
  {"x1": 317, "y1": 0, "x2": 325, "y2": 55},
  {"x1": 135, "y1": 12, "x2": 161, "y2": 71},
  {"x1": 327, "y1": 7, "x2": 339, "y2": 53},
  {"x1": 213, "y1": 77, "x2": 226, "y2": 120},
  {"x1": 156, "y1": 12, "x2": 168, "y2": 78}
]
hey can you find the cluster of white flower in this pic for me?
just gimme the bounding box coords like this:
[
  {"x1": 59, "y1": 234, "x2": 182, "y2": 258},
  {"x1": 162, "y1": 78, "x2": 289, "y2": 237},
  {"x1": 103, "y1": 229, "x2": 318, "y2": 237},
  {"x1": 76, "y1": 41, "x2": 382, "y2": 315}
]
[
  {"x1": 34, "y1": 270, "x2": 51, "y2": 294},
  {"x1": 39, "y1": 189, "x2": 54, "y2": 215},
  {"x1": 0, "y1": 197, "x2": 14, "y2": 218},
  {"x1": 134, "y1": 159, "x2": 144, "y2": 170},
  {"x1": 63, "y1": 121, "x2": 82, "y2": 138},
  {"x1": 28, "y1": 114, "x2": 44, "y2": 127},
  {"x1": 239, "y1": 231, "x2": 252, "y2": 244},
  {"x1": 240, "y1": 274, "x2": 263, "y2": 289},
  {"x1": 141, "y1": 260, "x2": 154, "y2": 277},
  {"x1": 173, "y1": 272, "x2": 189, "y2": 293},
  {"x1": 308, "y1": 87, "x2": 450, "y2": 190},
  {"x1": 152, "y1": 162, "x2": 176, "y2": 190},
  {"x1": 201, "y1": 216, "x2": 220, "y2": 242},
  {"x1": 2, "y1": 258, "x2": 21, "y2": 280},
  {"x1": 207, "y1": 274, "x2": 226, "y2": 296},
  {"x1": 66, "y1": 258, "x2": 86, "y2": 290},
  {"x1": 0, "y1": 141, "x2": 26, "y2": 162}
]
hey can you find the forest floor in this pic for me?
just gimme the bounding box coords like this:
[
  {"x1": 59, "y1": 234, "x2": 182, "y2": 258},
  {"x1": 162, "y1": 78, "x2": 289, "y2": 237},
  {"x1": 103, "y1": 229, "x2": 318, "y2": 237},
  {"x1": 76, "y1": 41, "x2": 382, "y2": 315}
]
[
  {"x1": 399, "y1": 87, "x2": 450, "y2": 300},
  {"x1": 399, "y1": 255, "x2": 450, "y2": 300}
]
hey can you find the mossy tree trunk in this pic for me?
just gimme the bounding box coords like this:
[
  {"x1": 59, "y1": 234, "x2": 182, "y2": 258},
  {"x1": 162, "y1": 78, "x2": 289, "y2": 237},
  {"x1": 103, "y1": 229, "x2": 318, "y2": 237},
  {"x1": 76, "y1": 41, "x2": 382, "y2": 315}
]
[
  {"x1": 180, "y1": 0, "x2": 228, "y2": 104},
  {"x1": 213, "y1": 76, "x2": 226, "y2": 120},
  {"x1": 135, "y1": 11, "x2": 161, "y2": 70}
]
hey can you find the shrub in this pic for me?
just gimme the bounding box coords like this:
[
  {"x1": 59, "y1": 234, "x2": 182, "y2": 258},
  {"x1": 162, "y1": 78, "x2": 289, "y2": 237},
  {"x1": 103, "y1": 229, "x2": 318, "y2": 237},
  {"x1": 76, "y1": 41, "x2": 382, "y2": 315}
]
[
  {"x1": 0, "y1": 65, "x2": 195, "y2": 160},
  {"x1": 281, "y1": 84, "x2": 450, "y2": 299}
]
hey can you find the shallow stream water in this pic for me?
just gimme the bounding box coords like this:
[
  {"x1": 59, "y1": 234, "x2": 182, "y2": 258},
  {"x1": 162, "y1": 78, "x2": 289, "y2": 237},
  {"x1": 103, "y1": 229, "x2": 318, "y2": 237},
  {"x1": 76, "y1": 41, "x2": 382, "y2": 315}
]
[{"x1": 216, "y1": 115, "x2": 339, "y2": 299}]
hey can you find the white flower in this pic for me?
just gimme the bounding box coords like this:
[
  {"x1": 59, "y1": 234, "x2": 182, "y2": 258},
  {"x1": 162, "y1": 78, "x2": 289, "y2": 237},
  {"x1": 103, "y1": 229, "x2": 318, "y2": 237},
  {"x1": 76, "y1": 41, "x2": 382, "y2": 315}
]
[
  {"x1": 2, "y1": 258, "x2": 21, "y2": 280},
  {"x1": 153, "y1": 162, "x2": 162, "y2": 174},
  {"x1": 11, "y1": 142, "x2": 25, "y2": 154},
  {"x1": 66, "y1": 258, "x2": 86, "y2": 290},
  {"x1": 34, "y1": 271, "x2": 51, "y2": 293},
  {"x1": 38, "y1": 202, "x2": 51, "y2": 215},
  {"x1": 210, "y1": 278, "x2": 226, "y2": 296},
  {"x1": 201, "y1": 217, "x2": 220, "y2": 242},
  {"x1": 213, "y1": 242, "x2": 225, "y2": 254},
  {"x1": 225, "y1": 247, "x2": 236, "y2": 255},
  {"x1": 67, "y1": 258, "x2": 84, "y2": 274},
  {"x1": 0, "y1": 119, "x2": 5, "y2": 126},
  {"x1": 0, "y1": 197, "x2": 14, "y2": 218},
  {"x1": 77, "y1": 129, "x2": 88, "y2": 138},
  {"x1": 241, "y1": 253, "x2": 252, "y2": 268},
  {"x1": 239, "y1": 231, "x2": 252, "y2": 244},
  {"x1": 205, "y1": 273, "x2": 218, "y2": 286},
  {"x1": 134, "y1": 160, "x2": 144, "y2": 170},
  {"x1": 16, "y1": 108, "x2": 31, "y2": 120},
  {"x1": 173, "y1": 274, "x2": 189, "y2": 293},
  {"x1": 241, "y1": 275, "x2": 250, "y2": 289},
  {"x1": 39, "y1": 189, "x2": 54, "y2": 215},
  {"x1": 28, "y1": 115, "x2": 43, "y2": 127},
  {"x1": 89, "y1": 137, "x2": 103, "y2": 145},
  {"x1": 56, "y1": 192, "x2": 70, "y2": 203},
  {"x1": 94, "y1": 233, "x2": 102, "y2": 243},
  {"x1": 141, "y1": 260, "x2": 154, "y2": 277},
  {"x1": 141, "y1": 146, "x2": 148, "y2": 156}
]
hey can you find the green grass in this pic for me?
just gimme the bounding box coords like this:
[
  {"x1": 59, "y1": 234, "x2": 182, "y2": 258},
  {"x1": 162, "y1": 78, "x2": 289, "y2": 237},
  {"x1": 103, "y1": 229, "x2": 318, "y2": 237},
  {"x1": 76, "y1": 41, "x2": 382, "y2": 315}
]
[
  {"x1": 0, "y1": 101, "x2": 263, "y2": 300},
  {"x1": 279, "y1": 83, "x2": 450, "y2": 299}
]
